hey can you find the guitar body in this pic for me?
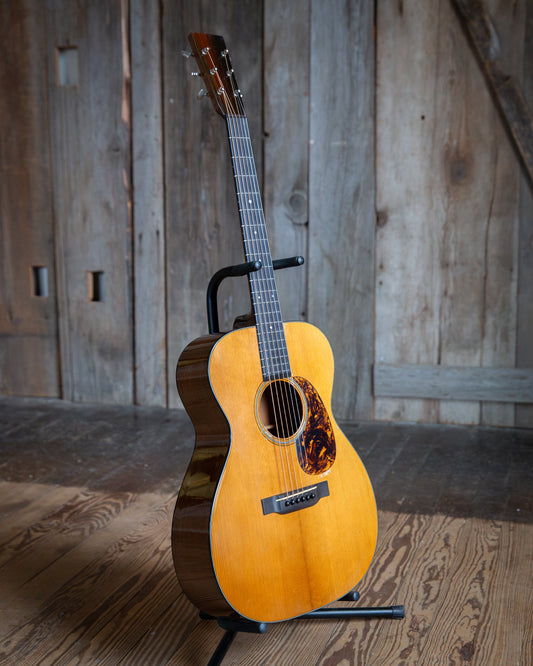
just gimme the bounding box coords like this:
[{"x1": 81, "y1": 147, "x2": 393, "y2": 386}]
[{"x1": 172, "y1": 321, "x2": 377, "y2": 623}]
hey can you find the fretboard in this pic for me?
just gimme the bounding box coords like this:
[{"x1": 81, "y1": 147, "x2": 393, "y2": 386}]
[{"x1": 226, "y1": 114, "x2": 291, "y2": 381}]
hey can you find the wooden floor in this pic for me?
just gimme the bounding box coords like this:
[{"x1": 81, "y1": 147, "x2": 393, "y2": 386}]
[{"x1": 0, "y1": 397, "x2": 532, "y2": 665}]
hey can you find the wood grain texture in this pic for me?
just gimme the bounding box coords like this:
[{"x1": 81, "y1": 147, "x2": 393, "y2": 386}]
[
  {"x1": 131, "y1": 0, "x2": 167, "y2": 407},
  {"x1": 375, "y1": 0, "x2": 524, "y2": 427},
  {"x1": 0, "y1": 1, "x2": 59, "y2": 397},
  {"x1": 2, "y1": 1, "x2": 530, "y2": 430},
  {"x1": 46, "y1": 0, "x2": 133, "y2": 403},
  {"x1": 452, "y1": 0, "x2": 533, "y2": 187},
  {"x1": 0, "y1": 489, "x2": 177, "y2": 663},
  {"x1": 263, "y1": 0, "x2": 310, "y2": 323},
  {"x1": 308, "y1": 0, "x2": 376, "y2": 421},
  {"x1": 374, "y1": 364, "x2": 533, "y2": 402},
  {"x1": 172, "y1": 333, "x2": 232, "y2": 617},
  {"x1": 516, "y1": 1, "x2": 533, "y2": 428},
  {"x1": 2, "y1": 395, "x2": 532, "y2": 523},
  {"x1": 163, "y1": 0, "x2": 263, "y2": 408},
  {"x1": 200, "y1": 323, "x2": 377, "y2": 621},
  {"x1": 24, "y1": 499, "x2": 176, "y2": 664},
  {"x1": 0, "y1": 399, "x2": 532, "y2": 664},
  {"x1": 475, "y1": 0, "x2": 524, "y2": 427}
]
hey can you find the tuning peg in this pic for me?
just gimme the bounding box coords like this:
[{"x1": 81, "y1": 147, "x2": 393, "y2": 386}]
[
  {"x1": 190, "y1": 72, "x2": 201, "y2": 77},
  {"x1": 197, "y1": 88, "x2": 209, "y2": 99},
  {"x1": 182, "y1": 49, "x2": 192, "y2": 58}
]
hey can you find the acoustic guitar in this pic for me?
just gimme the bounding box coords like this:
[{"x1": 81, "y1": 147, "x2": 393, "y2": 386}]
[{"x1": 171, "y1": 32, "x2": 378, "y2": 624}]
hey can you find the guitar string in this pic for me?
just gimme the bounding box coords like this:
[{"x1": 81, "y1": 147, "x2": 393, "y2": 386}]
[
  {"x1": 227, "y1": 60, "x2": 311, "y2": 489},
  {"x1": 214, "y1": 60, "x2": 293, "y2": 495},
  {"x1": 240, "y1": 117, "x2": 299, "y2": 481},
  {"x1": 235, "y1": 109, "x2": 310, "y2": 492},
  {"x1": 241, "y1": 117, "x2": 307, "y2": 496},
  {"x1": 230, "y1": 113, "x2": 300, "y2": 496},
  {"x1": 237, "y1": 116, "x2": 310, "y2": 486},
  {"x1": 228, "y1": 113, "x2": 296, "y2": 497},
  {"x1": 217, "y1": 56, "x2": 289, "y2": 454},
  {"x1": 217, "y1": 56, "x2": 307, "y2": 495}
]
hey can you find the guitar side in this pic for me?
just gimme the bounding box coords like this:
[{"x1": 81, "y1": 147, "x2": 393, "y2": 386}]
[
  {"x1": 171, "y1": 332, "x2": 233, "y2": 617},
  {"x1": 172, "y1": 321, "x2": 378, "y2": 622}
]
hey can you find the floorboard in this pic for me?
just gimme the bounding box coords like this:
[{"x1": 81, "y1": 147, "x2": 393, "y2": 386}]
[{"x1": 0, "y1": 397, "x2": 532, "y2": 665}]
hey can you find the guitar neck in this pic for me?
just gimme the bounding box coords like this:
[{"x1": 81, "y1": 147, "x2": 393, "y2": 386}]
[{"x1": 226, "y1": 114, "x2": 291, "y2": 381}]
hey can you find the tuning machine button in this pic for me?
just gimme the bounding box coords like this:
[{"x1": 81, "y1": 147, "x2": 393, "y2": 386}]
[{"x1": 197, "y1": 88, "x2": 210, "y2": 99}]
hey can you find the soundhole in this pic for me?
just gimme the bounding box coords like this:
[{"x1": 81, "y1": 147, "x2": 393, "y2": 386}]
[{"x1": 257, "y1": 379, "x2": 306, "y2": 442}]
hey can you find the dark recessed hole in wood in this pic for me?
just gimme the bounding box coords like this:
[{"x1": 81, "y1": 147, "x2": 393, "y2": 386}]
[
  {"x1": 32, "y1": 266, "x2": 48, "y2": 297},
  {"x1": 57, "y1": 46, "x2": 79, "y2": 86},
  {"x1": 89, "y1": 271, "x2": 104, "y2": 302}
]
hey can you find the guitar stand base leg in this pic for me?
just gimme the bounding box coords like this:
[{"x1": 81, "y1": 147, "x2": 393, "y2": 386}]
[
  {"x1": 299, "y1": 605, "x2": 405, "y2": 620},
  {"x1": 202, "y1": 613, "x2": 268, "y2": 666},
  {"x1": 206, "y1": 629, "x2": 237, "y2": 666},
  {"x1": 203, "y1": 593, "x2": 404, "y2": 665}
]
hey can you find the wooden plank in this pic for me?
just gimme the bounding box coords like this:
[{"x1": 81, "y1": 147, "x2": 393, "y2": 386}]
[
  {"x1": 164, "y1": 615, "x2": 238, "y2": 666},
  {"x1": 473, "y1": 520, "x2": 533, "y2": 665},
  {"x1": 322, "y1": 513, "x2": 467, "y2": 664},
  {"x1": 263, "y1": 0, "x2": 310, "y2": 324},
  {"x1": 2, "y1": 486, "x2": 533, "y2": 665},
  {"x1": 163, "y1": 1, "x2": 263, "y2": 408},
  {"x1": 0, "y1": 489, "x2": 137, "y2": 592},
  {"x1": 417, "y1": 518, "x2": 529, "y2": 664},
  {"x1": 374, "y1": 364, "x2": 533, "y2": 403},
  {"x1": 308, "y1": 0, "x2": 376, "y2": 420},
  {"x1": 0, "y1": 1, "x2": 60, "y2": 397},
  {"x1": 0, "y1": 489, "x2": 173, "y2": 653},
  {"x1": 452, "y1": 0, "x2": 533, "y2": 187},
  {"x1": 475, "y1": 0, "x2": 525, "y2": 427},
  {"x1": 0, "y1": 482, "x2": 73, "y2": 527},
  {"x1": 375, "y1": 0, "x2": 523, "y2": 426},
  {"x1": 375, "y1": 0, "x2": 446, "y2": 424},
  {"x1": 46, "y1": 0, "x2": 134, "y2": 404},
  {"x1": 516, "y1": 3, "x2": 533, "y2": 427},
  {"x1": 130, "y1": 0, "x2": 167, "y2": 407},
  {"x1": 37, "y1": 547, "x2": 179, "y2": 664},
  {"x1": 118, "y1": 594, "x2": 200, "y2": 665}
]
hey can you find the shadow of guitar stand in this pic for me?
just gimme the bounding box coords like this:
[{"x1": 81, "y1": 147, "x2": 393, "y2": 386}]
[{"x1": 203, "y1": 256, "x2": 405, "y2": 665}]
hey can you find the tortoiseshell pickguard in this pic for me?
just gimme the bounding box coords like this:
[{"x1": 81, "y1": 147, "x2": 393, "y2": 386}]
[{"x1": 293, "y1": 377, "x2": 336, "y2": 474}]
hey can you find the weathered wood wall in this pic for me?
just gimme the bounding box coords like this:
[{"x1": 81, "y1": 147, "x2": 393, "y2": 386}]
[
  {"x1": 374, "y1": 0, "x2": 533, "y2": 427},
  {"x1": 0, "y1": 0, "x2": 531, "y2": 426},
  {"x1": 0, "y1": 1, "x2": 59, "y2": 397},
  {"x1": 46, "y1": 0, "x2": 134, "y2": 404}
]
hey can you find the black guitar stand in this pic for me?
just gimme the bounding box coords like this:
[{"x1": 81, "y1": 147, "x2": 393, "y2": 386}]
[
  {"x1": 206, "y1": 254, "x2": 305, "y2": 334},
  {"x1": 203, "y1": 256, "x2": 405, "y2": 665},
  {"x1": 202, "y1": 590, "x2": 404, "y2": 666}
]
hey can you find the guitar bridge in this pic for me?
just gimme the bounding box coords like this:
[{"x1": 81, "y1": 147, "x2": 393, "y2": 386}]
[{"x1": 261, "y1": 481, "x2": 329, "y2": 516}]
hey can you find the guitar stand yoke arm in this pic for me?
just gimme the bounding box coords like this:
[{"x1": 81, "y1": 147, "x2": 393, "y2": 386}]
[{"x1": 206, "y1": 255, "x2": 305, "y2": 334}]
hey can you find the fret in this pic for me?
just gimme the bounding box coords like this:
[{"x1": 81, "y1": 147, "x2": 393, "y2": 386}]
[{"x1": 226, "y1": 114, "x2": 291, "y2": 380}]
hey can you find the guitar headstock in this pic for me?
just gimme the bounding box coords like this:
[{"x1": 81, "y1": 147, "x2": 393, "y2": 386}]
[{"x1": 188, "y1": 33, "x2": 244, "y2": 118}]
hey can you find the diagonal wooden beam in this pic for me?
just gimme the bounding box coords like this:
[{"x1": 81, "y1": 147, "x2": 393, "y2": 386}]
[{"x1": 452, "y1": 0, "x2": 533, "y2": 188}]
